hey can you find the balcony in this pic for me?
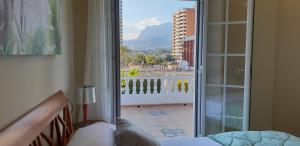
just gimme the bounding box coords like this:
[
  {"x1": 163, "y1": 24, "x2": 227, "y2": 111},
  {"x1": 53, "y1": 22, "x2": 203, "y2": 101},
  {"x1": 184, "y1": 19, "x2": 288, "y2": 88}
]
[
  {"x1": 122, "y1": 104, "x2": 193, "y2": 141},
  {"x1": 121, "y1": 75, "x2": 195, "y2": 140},
  {"x1": 121, "y1": 76, "x2": 194, "y2": 105}
]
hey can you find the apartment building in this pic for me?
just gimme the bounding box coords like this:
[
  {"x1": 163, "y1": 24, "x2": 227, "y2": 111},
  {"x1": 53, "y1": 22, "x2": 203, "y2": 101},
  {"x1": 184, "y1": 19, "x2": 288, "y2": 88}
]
[
  {"x1": 172, "y1": 8, "x2": 195, "y2": 62},
  {"x1": 182, "y1": 36, "x2": 195, "y2": 67}
]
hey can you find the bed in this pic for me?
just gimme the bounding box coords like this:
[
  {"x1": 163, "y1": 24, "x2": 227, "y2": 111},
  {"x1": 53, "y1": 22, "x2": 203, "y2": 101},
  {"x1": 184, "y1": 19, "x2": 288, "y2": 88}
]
[
  {"x1": 161, "y1": 137, "x2": 221, "y2": 146},
  {"x1": 161, "y1": 131, "x2": 300, "y2": 146},
  {"x1": 0, "y1": 91, "x2": 75, "y2": 146},
  {"x1": 0, "y1": 91, "x2": 299, "y2": 146}
]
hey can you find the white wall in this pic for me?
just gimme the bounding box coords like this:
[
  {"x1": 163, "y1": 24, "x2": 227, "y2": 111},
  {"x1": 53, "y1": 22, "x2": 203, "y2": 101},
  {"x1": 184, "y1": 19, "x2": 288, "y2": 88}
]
[
  {"x1": 273, "y1": 0, "x2": 300, "y2": 136},
  {"x1": 0, "y1": 0, "x2": 74, "y2": 130}
]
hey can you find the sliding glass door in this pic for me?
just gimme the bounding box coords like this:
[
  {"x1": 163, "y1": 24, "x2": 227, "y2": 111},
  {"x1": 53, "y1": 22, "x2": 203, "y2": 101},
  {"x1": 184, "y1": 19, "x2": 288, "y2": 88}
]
[{"x1": 197, "y1": 0, "x2": 253, "y2": 136}]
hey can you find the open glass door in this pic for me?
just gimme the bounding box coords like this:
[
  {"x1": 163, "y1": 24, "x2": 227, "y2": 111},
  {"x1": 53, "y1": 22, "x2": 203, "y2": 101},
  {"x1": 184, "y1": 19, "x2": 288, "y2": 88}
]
[
  {"x1": 198, "y1": 0, "x2": 254, "y2": 136},
  {"x1": 119, "y1": 0, "x2": 199, "y2": 140}
]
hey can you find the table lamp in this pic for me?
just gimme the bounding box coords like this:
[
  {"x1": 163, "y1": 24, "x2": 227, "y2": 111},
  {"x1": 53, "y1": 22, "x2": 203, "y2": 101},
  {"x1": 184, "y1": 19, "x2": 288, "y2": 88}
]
[{"x1": 77, "y1": 85, "x2": 96, "y2": 125}]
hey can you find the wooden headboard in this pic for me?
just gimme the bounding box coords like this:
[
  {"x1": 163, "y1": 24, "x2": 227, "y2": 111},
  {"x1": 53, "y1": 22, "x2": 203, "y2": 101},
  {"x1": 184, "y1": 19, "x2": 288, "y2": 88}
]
[{"x1": 0, "y1": 91, "x2": 74, "y2": 146}]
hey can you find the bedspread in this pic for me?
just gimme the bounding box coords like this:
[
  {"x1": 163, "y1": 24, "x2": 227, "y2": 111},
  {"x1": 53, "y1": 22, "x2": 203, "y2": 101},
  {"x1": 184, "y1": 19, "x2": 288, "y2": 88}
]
[{"x1": 208, "y1": 131, "x2": 300, "y2": 146}]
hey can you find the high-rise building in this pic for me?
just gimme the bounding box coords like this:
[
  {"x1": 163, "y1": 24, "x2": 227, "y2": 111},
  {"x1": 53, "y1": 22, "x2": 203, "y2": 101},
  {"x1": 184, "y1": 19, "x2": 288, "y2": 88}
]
[
  {"x1": 172, "y1": 8, "x2": 195, "y2": 61},
  {"x1": 182, "y1": 36, "x2": 195, "y2": 67}
]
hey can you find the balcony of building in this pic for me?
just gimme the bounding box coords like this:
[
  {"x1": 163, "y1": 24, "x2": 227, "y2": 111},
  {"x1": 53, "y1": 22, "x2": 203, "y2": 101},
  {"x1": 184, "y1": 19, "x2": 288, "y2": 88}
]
[{"x1": 121, "y1": 75, "x2": 195, "y2": 140}]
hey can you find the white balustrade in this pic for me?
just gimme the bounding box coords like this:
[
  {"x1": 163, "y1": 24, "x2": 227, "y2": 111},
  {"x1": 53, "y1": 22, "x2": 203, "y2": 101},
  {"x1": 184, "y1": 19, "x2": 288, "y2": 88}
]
[
  {"x1": 132, "y1": 79, "x2": 136, "y2": 95},
  {"x1": 160, "y1": 79, "x2": 165, "y2": 94},
  {"x1": 122, "y1": 79, "x2": 130, "y2": 94},
  {"x1": 121, "y1": 76, "x2": 195, "y2": 105}
]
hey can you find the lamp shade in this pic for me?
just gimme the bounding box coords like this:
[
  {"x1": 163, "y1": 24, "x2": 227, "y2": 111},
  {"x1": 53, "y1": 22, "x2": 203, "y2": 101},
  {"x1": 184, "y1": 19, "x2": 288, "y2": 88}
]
[{"x1": 77, "y1": 85, "x2": 96, "y2": 104}]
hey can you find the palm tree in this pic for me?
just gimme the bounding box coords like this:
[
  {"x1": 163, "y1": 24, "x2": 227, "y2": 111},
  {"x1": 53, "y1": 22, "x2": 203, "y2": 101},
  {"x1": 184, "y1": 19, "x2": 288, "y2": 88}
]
[{"x1": 120, "y1": 45, "x2": 131, "y2": 67}]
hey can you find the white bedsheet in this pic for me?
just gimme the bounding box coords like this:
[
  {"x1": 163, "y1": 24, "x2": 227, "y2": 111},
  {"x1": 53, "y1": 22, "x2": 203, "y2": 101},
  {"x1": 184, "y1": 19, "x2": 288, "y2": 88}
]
[
  {"x1": 67, "y1": 122, "x2": 116, "y2": 146},
  {"x1": 160, "y1": 137, "x2": 221, "y2": 146}
]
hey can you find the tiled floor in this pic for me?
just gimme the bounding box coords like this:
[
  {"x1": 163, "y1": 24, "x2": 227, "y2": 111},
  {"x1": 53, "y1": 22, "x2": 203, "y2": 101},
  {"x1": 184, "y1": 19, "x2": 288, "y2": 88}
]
[{"x1": 121, "y1": 104, "x2": 194, "y2": 141}]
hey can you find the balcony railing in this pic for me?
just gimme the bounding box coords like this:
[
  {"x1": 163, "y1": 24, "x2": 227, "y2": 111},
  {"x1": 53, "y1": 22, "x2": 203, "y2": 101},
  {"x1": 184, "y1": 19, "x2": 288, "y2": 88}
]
[{"x1": 121, "y1": 76, "x2": 194, "y2": 105}]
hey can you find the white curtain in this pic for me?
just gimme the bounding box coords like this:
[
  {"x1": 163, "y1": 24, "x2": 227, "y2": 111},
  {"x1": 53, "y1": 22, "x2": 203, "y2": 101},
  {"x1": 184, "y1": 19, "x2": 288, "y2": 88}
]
[{"x1": 84, "y1": 0, "x2": 115, "y2": 123}]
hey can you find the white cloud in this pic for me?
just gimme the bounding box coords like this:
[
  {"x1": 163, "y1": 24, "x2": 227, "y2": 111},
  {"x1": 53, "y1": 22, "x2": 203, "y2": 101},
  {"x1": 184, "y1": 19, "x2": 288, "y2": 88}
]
[
  {"x1": 123, "y1": 22, "x2": 133, "y2": 27},
  {"x1": 134, "y1": 18, "x2": 161, "y2": 30},
  {"x1": 123, "y1": 33, "x2": 140, "y2": 40},
  {"x1": 123, "y1": 18, "x2": 162, "y2": 40}
]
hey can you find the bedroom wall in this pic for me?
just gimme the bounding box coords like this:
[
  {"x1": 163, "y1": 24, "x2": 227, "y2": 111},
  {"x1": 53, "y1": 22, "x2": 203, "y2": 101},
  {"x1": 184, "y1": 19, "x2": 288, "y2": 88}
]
[
  {"x1": 73, "y1": 0, "x2": 88, "y2": 86},
  {"x1": 250, "y1": 0, "x2": 278, "y2": 130},
  {"x1": 0, "y1": 0, "x2": 74, "y2": 130},
  {"x1": 273, "y1": 0, "x2": 300, "y2": 136}
]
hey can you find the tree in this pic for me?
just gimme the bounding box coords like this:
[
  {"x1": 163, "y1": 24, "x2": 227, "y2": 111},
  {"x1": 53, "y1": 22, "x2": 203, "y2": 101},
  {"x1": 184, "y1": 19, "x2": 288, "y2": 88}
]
[
  {"x1": 124, "y1": 56, "x2": 133, "y2": 66},
  {"x1": 120, "y1": 45, "x2": 131, "y2": 56},
  {"x1": 121, "y1": 70, "x2": 127, "y2": 77},
  {"x1": 128, "y1": 68, "x2": 140, "y2": 77},
  {"x1": 166, "y1": 54, "x2": 175, "y2": 62},
  {"x1": 158, "y1": 57, "x2": 164, "y2": 65},
  {"x1": 120, "y1": 45, "x2": 131, "y2": 67},
  {"x1": 134, "y1": 54, "x2": 146, "y2": 64},
  {"x1": 145, "y1": 55, "x2": 159, "y2": 65}
]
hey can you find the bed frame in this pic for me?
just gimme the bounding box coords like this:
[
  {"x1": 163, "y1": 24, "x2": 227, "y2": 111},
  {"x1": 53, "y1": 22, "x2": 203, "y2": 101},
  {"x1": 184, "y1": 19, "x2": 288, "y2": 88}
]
[{"x1": 0, "y1": 91, "x2": 74, "y2": 146}]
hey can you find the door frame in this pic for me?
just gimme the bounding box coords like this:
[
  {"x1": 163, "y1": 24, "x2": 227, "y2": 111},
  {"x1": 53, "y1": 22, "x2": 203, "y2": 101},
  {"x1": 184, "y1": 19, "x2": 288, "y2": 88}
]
[
  {"x1": 194, "y1": 0, "x2": 206, "y2": 137},
  {"x1": 112, "y1": 0, "x2": 121, "y2": 121},
  {"x1": 114, "y1": 0, "x2": 204, "y2": 135},
  {"x1": 243, "y1": 0, "x2": 254, "y2": 130},
  {"x1": 112, "y1": 0, "x2": 256, "y2": 136}
]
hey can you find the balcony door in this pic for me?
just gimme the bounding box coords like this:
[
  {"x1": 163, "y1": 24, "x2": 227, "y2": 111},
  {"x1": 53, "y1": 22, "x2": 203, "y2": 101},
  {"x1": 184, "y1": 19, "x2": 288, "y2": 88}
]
[
  {"x1": 118, "y1": 0, "x2": 198, "y2": 140},
  {"x1": 196, "y1": 0, "x2": 254, "y2": 136}
]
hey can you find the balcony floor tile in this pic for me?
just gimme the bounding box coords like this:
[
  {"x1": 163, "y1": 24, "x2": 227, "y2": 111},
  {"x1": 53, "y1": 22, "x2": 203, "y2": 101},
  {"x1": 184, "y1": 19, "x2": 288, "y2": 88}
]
[{"x1": 121, "y1": 104, "x2": 193, "y2": 141}]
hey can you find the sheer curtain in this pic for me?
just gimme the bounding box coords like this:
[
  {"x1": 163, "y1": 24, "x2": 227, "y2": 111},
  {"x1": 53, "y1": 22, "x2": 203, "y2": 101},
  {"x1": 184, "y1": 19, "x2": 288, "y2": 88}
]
[{"x1": 84, "y1": 0, "x2": 115, "y2": 123}]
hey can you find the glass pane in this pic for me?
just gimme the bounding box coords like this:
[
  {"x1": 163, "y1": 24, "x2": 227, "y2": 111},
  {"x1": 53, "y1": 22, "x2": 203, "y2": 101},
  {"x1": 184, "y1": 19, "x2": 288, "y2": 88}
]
[
  {"x1": 208, "y1": 0, "x2": 226, "y2": 22},
  {"x1": 229, "y1": 0, "x2": 248, "y2": 21},
  {"x1": 225, "y1": 88, "x2": 244, "y2": 117},
  {"x1": 227, "y1": 56, "x2": 245, "y2": 85},
  {"x1": 206, "y1": 56, "x2": 224, "y2": 84},
  {"x1": 225, "y1": 118, "x2": 243, "y2": 131},
  {"x1": 205, "y1": 86, "x2": 223, "y2": 135},
  {"x1": 207, "y1": 25, "x2": 225, "y2": 53},
  {"x1": 228, "y1": 24, "x2": 247, "y2": 53}
]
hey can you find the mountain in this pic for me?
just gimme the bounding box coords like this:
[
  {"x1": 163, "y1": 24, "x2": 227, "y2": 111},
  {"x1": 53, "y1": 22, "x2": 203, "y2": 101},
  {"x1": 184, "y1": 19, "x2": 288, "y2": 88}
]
[{"x1": 124, "y1": 22, "x2": 172, "y2": 51}]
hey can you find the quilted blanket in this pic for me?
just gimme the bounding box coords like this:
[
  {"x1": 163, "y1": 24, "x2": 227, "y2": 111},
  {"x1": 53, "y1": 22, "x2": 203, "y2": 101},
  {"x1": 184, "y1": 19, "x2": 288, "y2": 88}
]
[{"x1": 208, "y1": 131, "x2": 300, "y2": 146}]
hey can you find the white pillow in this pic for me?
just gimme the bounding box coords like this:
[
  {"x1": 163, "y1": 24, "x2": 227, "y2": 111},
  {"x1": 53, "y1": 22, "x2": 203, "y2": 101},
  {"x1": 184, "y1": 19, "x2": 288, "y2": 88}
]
[{"x1": 67, "y1": 122, "x2": 116, "y2": 146}]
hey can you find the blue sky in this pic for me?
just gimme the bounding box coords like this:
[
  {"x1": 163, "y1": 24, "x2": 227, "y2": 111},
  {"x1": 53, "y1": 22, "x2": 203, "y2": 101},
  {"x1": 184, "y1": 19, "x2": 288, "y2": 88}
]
[{"x1": 122, "y1": 0, "x2": 195, "y2": 40}]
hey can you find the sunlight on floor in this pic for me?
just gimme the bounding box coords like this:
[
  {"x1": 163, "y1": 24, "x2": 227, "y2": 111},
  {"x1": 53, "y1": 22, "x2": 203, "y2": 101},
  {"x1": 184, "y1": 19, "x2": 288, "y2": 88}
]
[{"x1": 121, "y1": 104, "x2": 193, "y2": 141}]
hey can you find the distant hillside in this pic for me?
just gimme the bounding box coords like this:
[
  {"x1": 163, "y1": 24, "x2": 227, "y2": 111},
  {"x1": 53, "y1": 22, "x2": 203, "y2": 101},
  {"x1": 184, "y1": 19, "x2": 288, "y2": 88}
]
[{"x1": 124, "y1": 22, "x2": 172, "y2": 51}]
